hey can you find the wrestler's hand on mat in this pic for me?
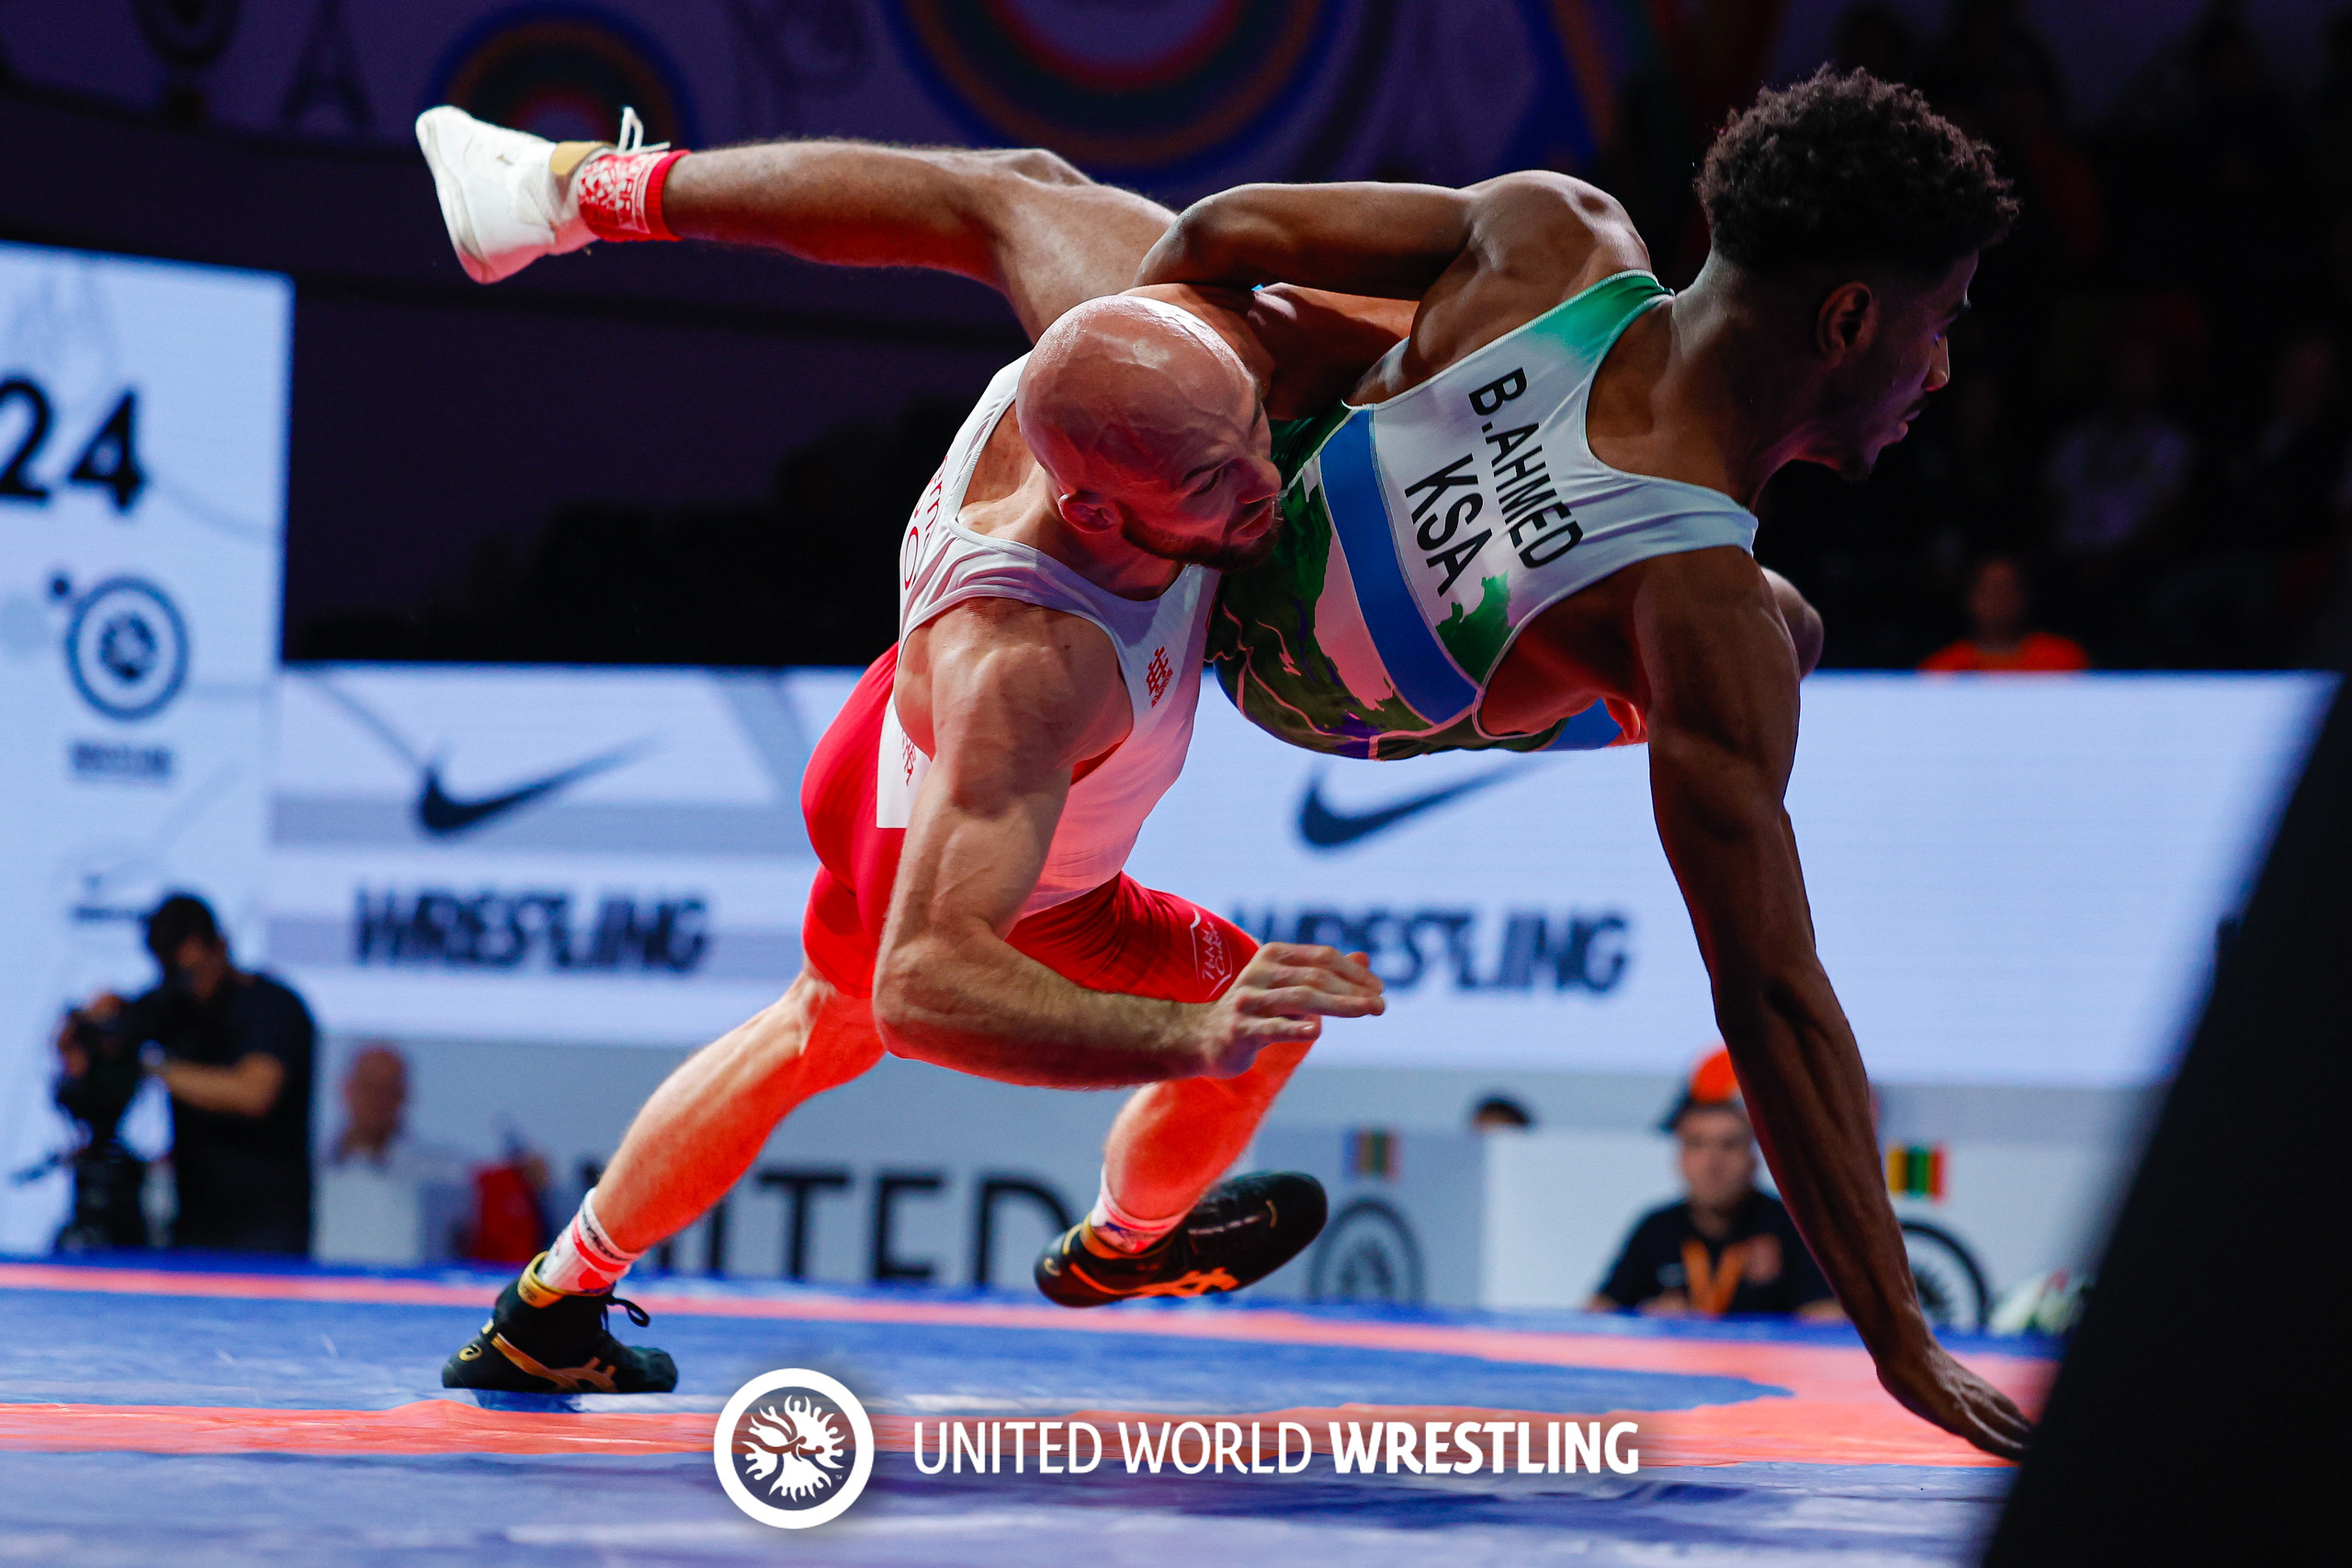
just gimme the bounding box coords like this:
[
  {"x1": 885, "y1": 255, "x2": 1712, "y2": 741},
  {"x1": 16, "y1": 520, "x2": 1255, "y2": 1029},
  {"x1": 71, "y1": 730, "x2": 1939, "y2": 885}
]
[
  {"x1": 1193, "y1": 943, "x2": 1384, "y2": 1077},
  {"x1": 1878, "y1": 1342, "x2": 2034, "y2": 1461}
]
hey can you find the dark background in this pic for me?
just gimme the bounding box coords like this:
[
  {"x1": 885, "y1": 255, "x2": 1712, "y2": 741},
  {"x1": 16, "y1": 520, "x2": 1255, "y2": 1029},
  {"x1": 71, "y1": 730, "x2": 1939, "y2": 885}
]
[{"x1": 6, "y1": 1, "x2": 2351, "y2": 673}]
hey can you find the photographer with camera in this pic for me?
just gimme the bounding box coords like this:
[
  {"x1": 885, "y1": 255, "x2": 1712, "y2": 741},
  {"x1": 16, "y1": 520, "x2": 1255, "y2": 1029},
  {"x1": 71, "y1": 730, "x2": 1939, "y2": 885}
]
[{"x1": 56, "y1": 894, "x2": 316, "y2": 1254}]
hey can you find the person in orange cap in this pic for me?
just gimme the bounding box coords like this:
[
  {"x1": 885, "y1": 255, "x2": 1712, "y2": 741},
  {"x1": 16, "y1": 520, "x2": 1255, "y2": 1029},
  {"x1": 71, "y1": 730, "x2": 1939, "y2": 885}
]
[{"x1": 1589, "y1": 1047, "x2": 1844, "y2": 1321}]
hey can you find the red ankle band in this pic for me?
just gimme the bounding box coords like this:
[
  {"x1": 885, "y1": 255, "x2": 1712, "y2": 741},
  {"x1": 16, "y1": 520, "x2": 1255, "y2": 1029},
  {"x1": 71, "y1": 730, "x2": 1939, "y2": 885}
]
[{"x1": 576, "y1": 148, "x2": 686, "y2": 243}]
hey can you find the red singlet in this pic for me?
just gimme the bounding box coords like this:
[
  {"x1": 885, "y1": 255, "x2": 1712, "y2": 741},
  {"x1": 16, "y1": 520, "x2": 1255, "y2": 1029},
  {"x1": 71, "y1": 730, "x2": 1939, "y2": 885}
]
[{"x1": 798, "y1": 648, "x2": 1254, "y2": 1009}]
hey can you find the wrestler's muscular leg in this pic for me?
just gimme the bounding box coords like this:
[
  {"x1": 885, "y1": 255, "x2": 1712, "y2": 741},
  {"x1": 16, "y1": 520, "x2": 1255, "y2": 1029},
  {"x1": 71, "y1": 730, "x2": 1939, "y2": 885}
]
[
  {"x1": 587, "y1": 964, "x2": 1311, "y2": 1261},
  {"x1": 589, "y1": 975, "x2": 1311, "y2": 1264},
  {"x1": 1102, "y1": 1043, "x2": 1314, "y2": 1224},
  {"x1": 555, "y1": 150, "x2": 1167, "y2": 1263},
  {"x1": 566, "y1": 147, "x2": 1286, "y2": 1262},
  {"x1": 660, "y1": 146, "x2": 1293, "y2": 1235},
  {"x1": 590, "y1": 972, "x2": 883, "y2": 1254},
  {"x1": 659, "y1": 143, "x2": 1172, "y2": 339}
]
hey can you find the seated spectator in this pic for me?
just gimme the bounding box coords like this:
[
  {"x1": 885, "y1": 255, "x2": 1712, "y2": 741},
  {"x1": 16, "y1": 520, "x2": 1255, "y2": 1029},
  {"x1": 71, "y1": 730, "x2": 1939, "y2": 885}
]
[
  {"x1": 2154, "y1": 332, "x2": 2348, "y2": 665},
  {"x1": 1939, "y1": 372, "x2": 2035, "y2": 546},
  {"x1": 1917, "y1": 0, "x2": 2065, "y2": 136},
  {"x1": 1589, "y1": 1049, "x2": 1842, "y2": 1321},
  {"x1": 1989, "y1": 72, "x2": 2101, "y2": 274},
  {"x1": 327, "y1": 1044, "x2": 406, "y2": 1167},
  {"x1": 315, "y1": 1043, "x2": 469, "y2": 1266},
  {"x1": 2045, "y1": 336, "x2": 2194, "y2": 564},
  {"x1": 1469, "y1": 1095, "x2": 1534, "y2": 1132},
  {"x1": 2217, "y1": 333, "x2": 2344, "y2": 548},
  {"x1": 1919, "y1": 556, "x2": 2090, "y2": 671}
]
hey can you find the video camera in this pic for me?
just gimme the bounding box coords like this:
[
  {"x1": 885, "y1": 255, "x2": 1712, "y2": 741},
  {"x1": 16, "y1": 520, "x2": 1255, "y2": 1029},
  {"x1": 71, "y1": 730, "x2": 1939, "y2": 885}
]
[{"x1": 28, "y1": 1000, "x2": 167, "y2": 1249}]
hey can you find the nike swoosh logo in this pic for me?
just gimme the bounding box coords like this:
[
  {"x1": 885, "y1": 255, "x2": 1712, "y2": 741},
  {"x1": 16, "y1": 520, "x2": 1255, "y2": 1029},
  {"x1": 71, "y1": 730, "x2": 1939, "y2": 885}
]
[
  {"x1": 415, "y1": 746, "x2": 645, "y2": 836},
  {"x1": 1296, "y1": 766, "x2": 1515, "y2": 850}
]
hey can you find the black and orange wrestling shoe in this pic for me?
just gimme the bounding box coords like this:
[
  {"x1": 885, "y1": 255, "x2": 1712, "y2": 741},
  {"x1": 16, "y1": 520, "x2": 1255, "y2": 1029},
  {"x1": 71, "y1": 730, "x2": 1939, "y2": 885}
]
[
  {"x1": 441, "y1": 1253, "x2": 678, "y2": 1393},
  {"x1": 1035, "y1": 1172, "x2": 1328, "y2": 1308}
]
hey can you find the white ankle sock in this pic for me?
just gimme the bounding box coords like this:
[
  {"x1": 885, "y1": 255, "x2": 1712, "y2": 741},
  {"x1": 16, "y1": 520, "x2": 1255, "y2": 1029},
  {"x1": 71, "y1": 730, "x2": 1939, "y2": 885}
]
[
  {"x1": 1086, "y1": 1169, "x2": 1185, "y2": 1255},
  {"x1": 537, "y1": 1188, "x2": 643, "y2": 1294}
]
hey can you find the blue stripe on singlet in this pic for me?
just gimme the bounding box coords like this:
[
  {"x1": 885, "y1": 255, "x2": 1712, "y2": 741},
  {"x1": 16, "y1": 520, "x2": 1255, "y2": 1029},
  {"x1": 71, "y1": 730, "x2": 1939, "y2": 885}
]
[
  {"x1": 1541, "y1": 700, "x2": 1626, "y2": 750},
  {"x1": 1317, "y1": 410, "x2": 1480, "y2": 723}
]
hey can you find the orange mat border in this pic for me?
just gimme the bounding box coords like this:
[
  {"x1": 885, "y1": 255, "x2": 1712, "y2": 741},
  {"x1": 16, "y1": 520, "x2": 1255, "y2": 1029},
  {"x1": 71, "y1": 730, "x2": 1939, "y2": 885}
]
[{"x1": 0, "y1": 1264, "x2": 2051, "y2": 1468}]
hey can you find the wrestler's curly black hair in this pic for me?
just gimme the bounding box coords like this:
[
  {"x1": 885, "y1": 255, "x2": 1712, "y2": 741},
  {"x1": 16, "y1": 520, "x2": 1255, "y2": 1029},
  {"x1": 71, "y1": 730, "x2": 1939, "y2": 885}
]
[{"x1": 1698, "y1": 67, "x2": 2017, "y2": 278}]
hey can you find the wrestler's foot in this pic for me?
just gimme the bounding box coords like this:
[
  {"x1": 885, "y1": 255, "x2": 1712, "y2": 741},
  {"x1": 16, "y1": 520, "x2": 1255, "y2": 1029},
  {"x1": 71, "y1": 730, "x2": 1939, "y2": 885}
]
[
  {"x1": 415, "y1": 106, "x2": 608, "y2": 283},
  {"x1": 441, "y1": 1253, "x2": 678, "y2": 1393},
  {"x1": 1035, "y1": 1172, "x2": 1328, "y2": 1308}
]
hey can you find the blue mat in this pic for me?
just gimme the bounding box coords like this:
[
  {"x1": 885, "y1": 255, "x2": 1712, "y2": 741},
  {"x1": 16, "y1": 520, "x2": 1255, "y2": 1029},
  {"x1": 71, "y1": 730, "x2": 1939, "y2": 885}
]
[{"x1": 0, "y1": 1256, "x2": 2033, "y2": 1565}]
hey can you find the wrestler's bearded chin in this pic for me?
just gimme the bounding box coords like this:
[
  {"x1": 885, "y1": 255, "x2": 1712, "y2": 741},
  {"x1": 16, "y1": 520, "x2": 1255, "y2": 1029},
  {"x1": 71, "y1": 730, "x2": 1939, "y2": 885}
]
[{"x1": 1120, "y1": 513, "x2": 1275, "y2": 574}]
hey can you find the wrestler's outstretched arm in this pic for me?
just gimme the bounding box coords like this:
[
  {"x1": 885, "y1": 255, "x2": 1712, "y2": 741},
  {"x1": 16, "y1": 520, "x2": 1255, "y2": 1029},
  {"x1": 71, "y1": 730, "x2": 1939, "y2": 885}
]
[
  {"x1": 1634, "y1": 547, "x2": 2030, "y2": 1461},
  {"x1": 661, "y1": 145, "x2": 1171, "y2": 340},
  {"x1": 1141, "y1": 178, "x2": 1826, "y2": 651},
  {"x1": 1136, "y1": 172, "x2": 1648, "y2": 389},
  {"x1": 873, "y1": 599, "x2": 1384, "y2": 1089}
]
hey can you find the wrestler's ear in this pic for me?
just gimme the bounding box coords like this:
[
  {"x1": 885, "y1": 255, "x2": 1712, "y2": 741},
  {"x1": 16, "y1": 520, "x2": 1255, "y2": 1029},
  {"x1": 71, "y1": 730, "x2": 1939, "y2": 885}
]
[
  {"x1": 1056, "y1": 491, "x2": 1120, "y2": 536},
  {"x1": 1815, "y1": 281, "x2": 1876, "y2": 367}
]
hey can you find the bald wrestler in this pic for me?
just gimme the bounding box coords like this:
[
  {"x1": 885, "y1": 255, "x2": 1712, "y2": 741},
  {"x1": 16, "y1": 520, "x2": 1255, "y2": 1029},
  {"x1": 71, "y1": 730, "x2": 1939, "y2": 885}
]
[{"x1": 418, "y1": 111, "x2": 1396, "y2": 1400}]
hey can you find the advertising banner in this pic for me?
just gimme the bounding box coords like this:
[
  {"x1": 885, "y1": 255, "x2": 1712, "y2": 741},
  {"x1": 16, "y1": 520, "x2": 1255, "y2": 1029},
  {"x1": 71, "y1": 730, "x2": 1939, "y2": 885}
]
[
  {"x1": 271, "y1": 662, "x2": 2326, "y2": 1092},
  {"x1": 0, "y1": 242, "x2": 290, "y2": 1252},
  {"x1": 268, "y1": 664, "x2": 861, "y2": 1046},
  {"x1": 1124, "y1": 674, "x2": 2332, "y2": 1087}
]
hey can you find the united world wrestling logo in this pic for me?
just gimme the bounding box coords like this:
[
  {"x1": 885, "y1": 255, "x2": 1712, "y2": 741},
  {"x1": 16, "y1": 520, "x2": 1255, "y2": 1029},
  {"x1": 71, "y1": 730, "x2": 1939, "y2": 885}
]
[
  {"x1": 714, "y1": 1368, "x2": 875, "y2": 1529},
  {"x1": 743, "y1": 1396, "x2": 845, "y2": 1499}
]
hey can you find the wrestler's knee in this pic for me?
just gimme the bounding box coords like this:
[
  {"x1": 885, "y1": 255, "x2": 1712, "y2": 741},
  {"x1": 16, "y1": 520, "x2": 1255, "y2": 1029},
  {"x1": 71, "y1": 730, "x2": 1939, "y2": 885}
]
[
  {"x1": 978, "y1": 146, "x2": 1091, "y2": 187},
  {"x1": 795, "y1": 985, "x2": 886, "y2": 1096},
  {"x1": 727, "y1": 971, "x2": 878, "y2": 1098}
]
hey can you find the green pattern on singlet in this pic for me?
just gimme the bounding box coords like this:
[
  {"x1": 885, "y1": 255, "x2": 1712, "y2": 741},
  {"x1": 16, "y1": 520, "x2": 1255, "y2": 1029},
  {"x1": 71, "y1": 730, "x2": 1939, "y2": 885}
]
[
  {"x1": 1436, "y1": 575, "x2": 1511, "y2": 681},
  {"x1": 1208, "y1": 409, "x2": 1573, "y2": 761}
]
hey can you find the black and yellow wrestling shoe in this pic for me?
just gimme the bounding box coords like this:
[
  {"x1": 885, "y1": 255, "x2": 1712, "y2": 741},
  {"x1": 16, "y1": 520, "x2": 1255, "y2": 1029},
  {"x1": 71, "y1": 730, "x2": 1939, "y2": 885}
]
[
  {"x1": 1035, "y1": 1172, "x2": 1328, "y2": 1308},
  {"x1": 441, "y1": 1254, "x2": 678, "y2": 1393}
]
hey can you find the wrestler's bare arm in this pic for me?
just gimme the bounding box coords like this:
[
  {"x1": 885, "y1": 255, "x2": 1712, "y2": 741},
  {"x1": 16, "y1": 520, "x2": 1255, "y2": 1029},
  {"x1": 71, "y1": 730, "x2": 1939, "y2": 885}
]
[
  {"x1": 1142, "y1": 181, "x2": 1824, "y2": 654},
  {"x1": 1634, "y1": 547, "x2": 2030, "y2": 1461},
  {"x1": 1135, "y1": 173, "x2": 1648, "y2": 397},
  {"x1": 873, "y1": 600, "x2": 1383, "y2": 1089}
]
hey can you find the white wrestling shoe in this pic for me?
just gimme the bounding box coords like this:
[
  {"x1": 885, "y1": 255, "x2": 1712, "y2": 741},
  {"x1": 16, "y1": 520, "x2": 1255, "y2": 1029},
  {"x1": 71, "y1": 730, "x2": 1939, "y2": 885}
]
[{"x1": 414, "y1": 106, "x2": 663, "y2": 283}]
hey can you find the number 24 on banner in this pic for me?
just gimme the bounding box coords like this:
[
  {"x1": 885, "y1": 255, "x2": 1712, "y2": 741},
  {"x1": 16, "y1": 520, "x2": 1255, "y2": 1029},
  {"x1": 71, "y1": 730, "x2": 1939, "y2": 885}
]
[{"x1": 0, "y1": 377, "x2": 147, "y2": 513}]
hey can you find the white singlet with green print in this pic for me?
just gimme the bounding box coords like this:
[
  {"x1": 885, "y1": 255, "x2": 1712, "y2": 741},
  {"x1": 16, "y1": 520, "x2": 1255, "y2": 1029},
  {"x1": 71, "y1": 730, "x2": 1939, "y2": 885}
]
[{"x1": 1215, "y1": 270, "x2": 1758, "y2": 761}]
